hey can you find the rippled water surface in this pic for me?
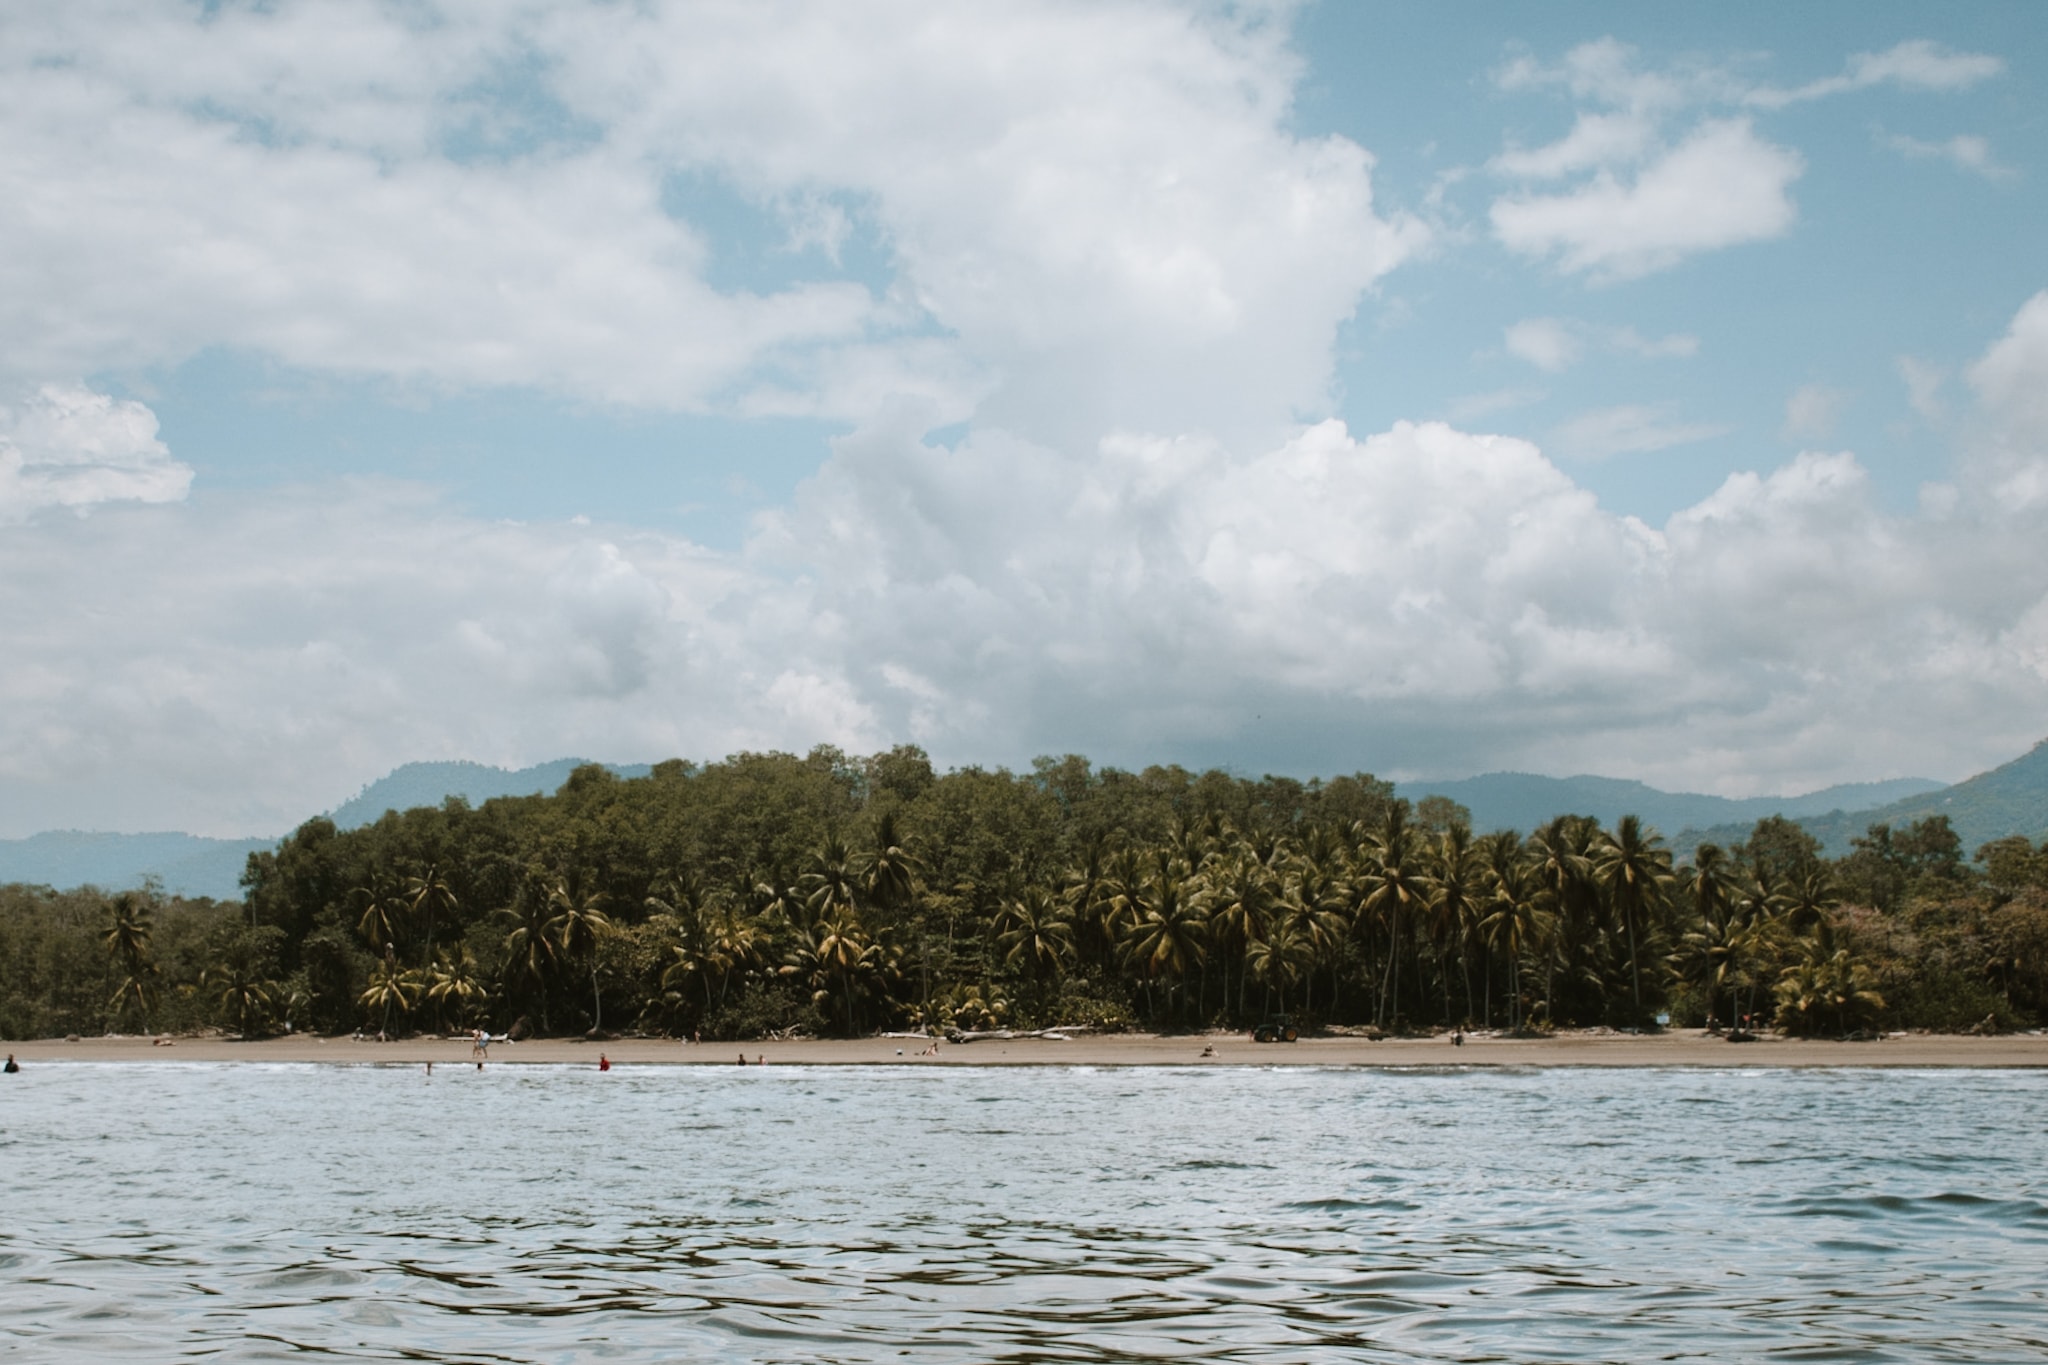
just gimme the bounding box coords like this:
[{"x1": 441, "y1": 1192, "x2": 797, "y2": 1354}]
[{"x1": 3, "y1": 1062, "x2": 2045, "y2": 1362}]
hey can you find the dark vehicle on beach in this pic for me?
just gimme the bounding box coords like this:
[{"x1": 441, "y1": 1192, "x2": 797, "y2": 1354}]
[{"x1": 1251, "y1": 1015, "x2": 1298, "y2": 1043}]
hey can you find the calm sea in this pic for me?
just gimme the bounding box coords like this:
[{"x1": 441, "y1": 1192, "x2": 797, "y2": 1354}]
[{"x1": 2, "y1": 1062, "x2": 2043, "y2": 1362}]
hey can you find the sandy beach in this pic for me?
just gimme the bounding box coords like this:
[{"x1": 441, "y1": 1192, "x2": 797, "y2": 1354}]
[{"x1": 6, "y1": 1028, "x2": 2045, "y2": 1068}]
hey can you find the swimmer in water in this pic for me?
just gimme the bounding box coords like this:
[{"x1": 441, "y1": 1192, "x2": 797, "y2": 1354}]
[{"x1": 598, "y1": 1054, "x2": 610, "y2": 1071}]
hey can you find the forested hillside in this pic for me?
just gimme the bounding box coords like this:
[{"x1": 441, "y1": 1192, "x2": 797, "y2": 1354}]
[{"x1": 3, "y1": 747, "x2": 2044, "y2": 1042}]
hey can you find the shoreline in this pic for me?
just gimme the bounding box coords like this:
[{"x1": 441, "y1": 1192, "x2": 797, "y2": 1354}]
[{"x1": 6, "y1": 1028, "x2": 2045, "y2": 1069}]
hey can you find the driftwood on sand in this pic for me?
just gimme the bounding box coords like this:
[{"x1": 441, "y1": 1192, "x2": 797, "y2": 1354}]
[{"x1": 943, "y1": 1027, "x2": 1085, "y2": 1044}]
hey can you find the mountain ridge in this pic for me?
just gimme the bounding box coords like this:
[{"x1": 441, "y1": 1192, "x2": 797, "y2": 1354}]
[
  {"x1": 1677, "y1": 739, "x2": 2048, "y2": 858},
  {"x1": 4, "y1": 745, "x2": 2041, "y2": 900},
  {"x1": 1394, "y1": 772, "x2": 1944, "y2": 842},
  {"x1": 0, "y1": 759, "x2": 649, "y2": 899}
]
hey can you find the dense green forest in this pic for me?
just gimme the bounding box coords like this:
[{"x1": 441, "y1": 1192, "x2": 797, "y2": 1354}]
[{"x1": 4, "y1": 747, "x2": 2045, "y2": 1041}]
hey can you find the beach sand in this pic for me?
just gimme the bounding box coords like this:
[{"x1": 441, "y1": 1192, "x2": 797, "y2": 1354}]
[{"x1": 5, "y1": 1029, "x2": 2045, "y2": 1068}]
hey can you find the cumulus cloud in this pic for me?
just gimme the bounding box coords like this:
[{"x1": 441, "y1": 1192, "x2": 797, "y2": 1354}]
[
  {"x1": 0, "y1": 1, "x2": 1418, "y2": 450},
  {"x1": 0, "y1": 478, "x2": 884, "y2": 835},
  {"x1": 1965, "y1": 290, "x2": 2048, "y2": 509},
  {"x1": 0, "y1": 383, "x2": 193, "y2": 522},
  {"x1": 1, "y1": 8, "x2": 2045, "y2": 838},
  {"x1": 7, "y1": 366, "x2": 2048, "y2": 832},
  {"x1": 1492, "y1": 119, "x2": 1802, "y2": 280}
]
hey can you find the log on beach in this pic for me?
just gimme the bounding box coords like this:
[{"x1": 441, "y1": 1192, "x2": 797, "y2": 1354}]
[{"x1": 944, "y1": 1027, "x2": 1081, "y2": 1044}]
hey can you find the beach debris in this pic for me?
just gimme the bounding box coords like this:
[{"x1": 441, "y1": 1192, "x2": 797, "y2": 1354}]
[{"x1": 944, "y1": 1028, "x2": 1074, "y2": 1044}]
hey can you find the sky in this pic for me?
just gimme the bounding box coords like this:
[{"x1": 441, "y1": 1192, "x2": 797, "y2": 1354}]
[{"x1": 3, "y1": 0, "x2": 2046, "y2": 838}]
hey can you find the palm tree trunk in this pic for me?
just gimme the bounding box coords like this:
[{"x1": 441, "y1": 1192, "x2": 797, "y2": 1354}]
[{"x1": 1625, "y1": 910, "x2": 1642, "y2": 1025}]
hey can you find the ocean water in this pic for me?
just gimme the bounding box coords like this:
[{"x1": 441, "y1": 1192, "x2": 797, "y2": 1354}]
[{"x1": 1, "y1": 1062, "x2": 2043, "y2": 1362}]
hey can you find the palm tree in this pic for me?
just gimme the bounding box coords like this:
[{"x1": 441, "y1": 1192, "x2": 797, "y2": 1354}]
[
  {"x1": 1291, "y1": 823, "x2": 1354, "y2": 1014},
  {"x1": 796, "y1": 908, "x2": 886, "y2": 1036},
  {"x1": 207, "y1": 961, "x2": 276, "y2": 1038},
  {"x1": 102, "y1": 892, "x2": 159, "y2": 1032},
  {"x1": 1525, "y1": 818, "x2": 1595, "y2": 1025},
  {"x1": 544, "y1": 875, "x2": 614, "y2": 1033},
  {"x1": 1426, "y1": 824, "x2": 1482, "y2": 1026},
  {"x1": 1244, "y1": 912, "x2": 1314, "y2": 1014},
  {"x1": 995, "y1": 886, "x2": 1076, "y2": 988},
  {"x1": 1356, "y1": 807, "x2": 1428, "y2": 1029},
  {"x1": 1479, "y1": 855, "x2": 1546, "y2": 1033},
  {"x1": 1120, "y1": 854, "x2": 1207, "y2": 1024},
  {"x1": 1673, "y1": 843, "x2": 1735, "y2": 1028},
  {"x1": 404, "y1": 863, "x2": 460, "y2": 966},
  {"x1": 1670, "y1": 913, "x2": 1738, "y2": 1031},
  {"x1": 359, "y1": 956, "x2": 420, "y2": 1035},
  {"x1": 1060, "y1": 835, "x2": 1120, "y2": 972},
  {"x1": 499, "y1": 888, "x2": 557, "y2": 1031},
  {"x1": 354, "y1": 883, "x2": 405, "y2": 957},
  {"x1": 855, "y1": 811, "x2": 922, "y2": 917},
  {"x1": 1593, "y1": 815, "x2": 1674, "y2": 1027},
  {"x1": 424, "y1": 946, "x2": 489, "y2": 1030},
  {"x1": 1721, "y1": 891, "x2": 1789, "y2": 1032},
  {"x1": 801, "y1": 834, "x2": 861, "y2": 929},
  {"x1": 1782, "y1": 869, "x2": 1839, "y2": 935},
  {"x1": 102, "y1": 891, "x2": 154, "y2": 967},
  {"x1": 1205, "y1": 853, "x2": 1276, "y2": 1022},
  {"x1": 1774, "y1": 922, "x2": 1885, "y2": 1037}
]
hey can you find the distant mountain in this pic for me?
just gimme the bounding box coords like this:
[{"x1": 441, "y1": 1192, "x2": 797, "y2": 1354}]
[
  {"x1": 0, "y1": 758, "x2": 651, "y2": 900},
  {"x1": 1683, "y1": 739, "x2": 2048, "y2": 858},
  {"x1": 0, "y1": 831, "x2": 272, "y2": 901},
  {"x1": 1395, "y1": 772, "x2": 1944, "y2": 841},
  {"x1": 327, "y1": 758, "x2": 651, "y2": 830},
  {"x1": 4, "y1": 745, "x2": 2039, "y2": 900}
]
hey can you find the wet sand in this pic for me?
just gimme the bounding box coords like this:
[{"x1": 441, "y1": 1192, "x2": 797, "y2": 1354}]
[{"x1": 5, "y1": 1029, "x2": 2045, "y2": 1068}]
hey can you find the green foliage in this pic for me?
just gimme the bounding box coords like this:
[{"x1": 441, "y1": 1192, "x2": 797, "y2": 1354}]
[{"x1": 6, "y1": 754, "x2": 2045, "y2": 1040}]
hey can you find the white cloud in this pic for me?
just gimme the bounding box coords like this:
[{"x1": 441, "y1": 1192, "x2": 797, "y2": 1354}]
[
  {"x1": 1503, "y1": 318, "x2": 1580, "y2": 372},
  {"x1": 1883, "y1": 132, "x2": 2014, "y2": 181},
  {"x1": 1965, "y1": 290, "x2": 2048, "y2": 510},
  {"x1": 0, "y1": 383, "x2": 193, "y2": 523},
  {"x1": 1488, "y1": 36, "x2": 1999, "y2": 281},
  {"x1": 0, "y1": 1, "x2": 1420, "y2": 452},
  {"x1": 1494, "y1": 38, "x2": 1723, "y2": 115},
  {"x1": 3, "y1": 10, "x2": 2047, "y2": 837},
  {"x1": 1491, "y1": 111, "x2": 1656, "y2": 180},
  {"x1": 10, "y1": 308, "x2": 2048, "y2": 834},
  {"x1": 1503, "y1": 317, "x2": 1698, "y2": 372},
  {"x1": 1492, "y1": 120, "x2": 1802, "y2": 280},
  {"x1": 1552, "y1": 404, "x2": 1728, "y2": 461},
  {"x1": 1751, "y1": 40, "x2": 2005, "y2": 108},
  {"x1": 0, "y1": 478, "x2": 869, "y2": 835},
  {"x1": 1782, "y1": 384, "x2": 1847, "y2": 442},
  {"x1": 1898, "y1": 356, "x2": 1946, "y2": 421}
]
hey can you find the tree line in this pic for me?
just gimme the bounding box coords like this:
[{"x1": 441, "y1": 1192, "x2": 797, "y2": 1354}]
[{"x1": 3, "y1": 746, "x2": 2044, "y2": 1041}]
